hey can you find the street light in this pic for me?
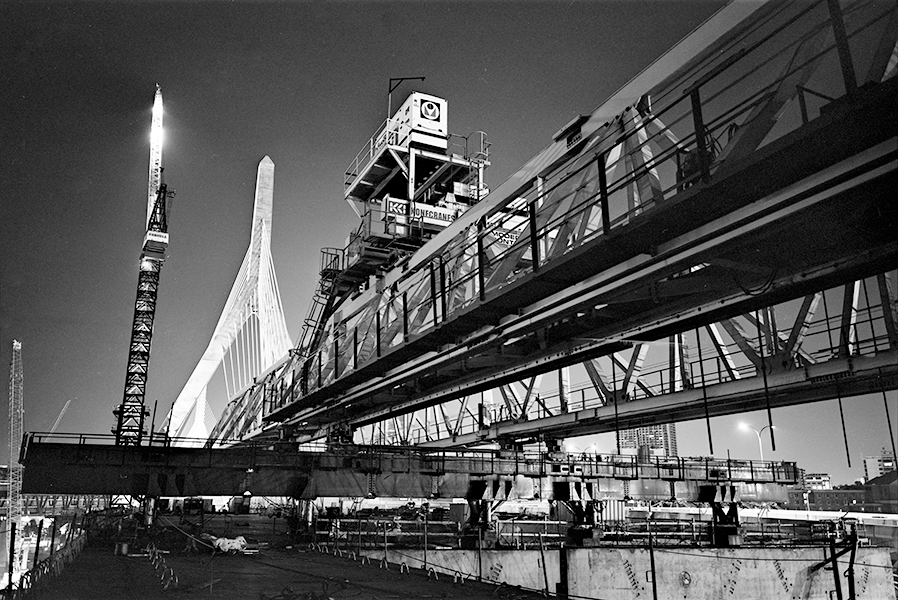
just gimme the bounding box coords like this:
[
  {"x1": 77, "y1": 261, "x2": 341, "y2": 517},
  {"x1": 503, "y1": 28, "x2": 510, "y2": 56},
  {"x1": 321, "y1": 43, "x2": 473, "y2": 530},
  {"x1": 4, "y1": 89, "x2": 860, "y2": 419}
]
[
  {"x1": 388, "y1": 76, "x2": 426, "y2": 118},
  {"x1": 739, "y1": 423, "x2": 775, "y2": 461}
]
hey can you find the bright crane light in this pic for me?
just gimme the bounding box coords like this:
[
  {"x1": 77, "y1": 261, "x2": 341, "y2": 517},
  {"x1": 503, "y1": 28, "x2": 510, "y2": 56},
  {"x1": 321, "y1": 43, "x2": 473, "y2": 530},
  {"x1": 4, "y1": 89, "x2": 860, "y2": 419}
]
[{"x1": 147, "y1": 85, "x2": 164, "y2": 229}]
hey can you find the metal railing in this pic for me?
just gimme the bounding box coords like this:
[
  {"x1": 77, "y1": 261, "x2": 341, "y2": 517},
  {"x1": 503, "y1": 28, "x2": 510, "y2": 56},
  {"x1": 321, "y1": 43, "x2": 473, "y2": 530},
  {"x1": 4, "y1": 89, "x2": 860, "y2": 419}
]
[
  {"x1": 344, "y1": 118, "x2": 413, "y2": 191},
  {"x1": 4, "y1": 516, "x2": 86, "y2": 599},
  {"x1": 309, "y1": 513, "x2": 857, "y2": 554}
]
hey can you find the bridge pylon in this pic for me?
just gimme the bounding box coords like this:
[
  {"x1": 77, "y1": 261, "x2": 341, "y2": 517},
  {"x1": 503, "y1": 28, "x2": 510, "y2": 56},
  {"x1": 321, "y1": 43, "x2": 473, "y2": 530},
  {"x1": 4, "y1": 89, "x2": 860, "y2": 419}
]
[{"x1": 164, "y1": 156, "x2": 291, "y2": 442}]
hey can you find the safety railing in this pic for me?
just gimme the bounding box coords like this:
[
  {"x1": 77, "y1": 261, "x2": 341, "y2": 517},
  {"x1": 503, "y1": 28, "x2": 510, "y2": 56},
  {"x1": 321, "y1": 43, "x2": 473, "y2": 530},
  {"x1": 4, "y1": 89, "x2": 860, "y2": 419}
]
[
  {"x1": 22, "y1": 431, "x2": 249, "y2": 450},
  {"x1": 4, "y1": 517, "x2": 87, "y2": 599},
  {"x1": 331, "y1": 446, "x2": 798, "y2": 484},
  {"x1": 310, "y1": 512, "x2": 850, "y2": 555},
  {"x1": 344, "y1": 118, "x2": 412, "y2": 191}
]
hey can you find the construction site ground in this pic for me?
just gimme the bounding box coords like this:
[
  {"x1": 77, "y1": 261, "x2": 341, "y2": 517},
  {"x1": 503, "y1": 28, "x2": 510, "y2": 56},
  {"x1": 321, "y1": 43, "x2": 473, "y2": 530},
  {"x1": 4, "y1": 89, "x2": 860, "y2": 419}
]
[
  {"x1": 35, "y1": 513, "x2": 546, "y2": 600},
  {"x1": 41, "y1": 546, "x2": 548, "y2": 599}
]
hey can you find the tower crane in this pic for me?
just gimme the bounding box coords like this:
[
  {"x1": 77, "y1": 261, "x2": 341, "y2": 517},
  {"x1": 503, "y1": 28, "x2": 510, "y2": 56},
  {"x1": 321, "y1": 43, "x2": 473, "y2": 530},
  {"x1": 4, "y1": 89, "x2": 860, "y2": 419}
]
[
  {"x1": 7, "y1": 340, "x2": 23, "y2": 562},
  {"x1": 112, "y1": 85, "x2": 174, "y2": 446}
]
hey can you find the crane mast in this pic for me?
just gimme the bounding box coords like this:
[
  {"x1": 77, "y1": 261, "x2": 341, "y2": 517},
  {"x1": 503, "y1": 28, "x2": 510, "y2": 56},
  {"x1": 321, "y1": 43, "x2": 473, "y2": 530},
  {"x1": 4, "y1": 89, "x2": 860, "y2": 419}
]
[
  {"x1": 113, "y1": 85, "x2": 173, "y2": 446},
  {"x1": 7, "y1": 341, "x2": 23, "y2": 561}
]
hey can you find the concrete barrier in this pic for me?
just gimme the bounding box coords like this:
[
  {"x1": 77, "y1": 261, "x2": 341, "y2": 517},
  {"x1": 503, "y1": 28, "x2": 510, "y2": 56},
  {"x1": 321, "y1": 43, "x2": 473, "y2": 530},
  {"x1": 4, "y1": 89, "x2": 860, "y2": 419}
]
[{"x1": 364, "y1": 544, "x2": 895, "y2": 599}]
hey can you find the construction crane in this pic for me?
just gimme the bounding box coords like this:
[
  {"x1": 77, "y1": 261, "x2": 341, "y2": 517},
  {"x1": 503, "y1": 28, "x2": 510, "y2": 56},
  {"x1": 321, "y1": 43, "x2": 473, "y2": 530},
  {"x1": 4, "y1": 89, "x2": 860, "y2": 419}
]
[
  {"x1": 7, "y1": 340, "x2": 23, "y2": 563},
  {"x1": 112, "y1": 85, "x2": 174, "y2": 446},
  {"x1": 48, "y1": 398, "x2": 72, "y2": 435}
]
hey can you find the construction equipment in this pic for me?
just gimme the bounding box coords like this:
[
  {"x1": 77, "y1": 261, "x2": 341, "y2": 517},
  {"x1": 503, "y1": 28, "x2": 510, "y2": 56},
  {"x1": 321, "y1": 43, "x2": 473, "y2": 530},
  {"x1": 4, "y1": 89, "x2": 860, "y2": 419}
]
[
  {"x1": 112, "y1": 85, "x2": 174, "y2": 446},
  {"x1": 48, "y1": 398, "x2": 72, "y2": 435},
  {"x1": 296, "y1": 92, "x2": 490, "y2": 358},
  {"x1": 7, "y1": 340, "x2": 23, "y2": 567}
]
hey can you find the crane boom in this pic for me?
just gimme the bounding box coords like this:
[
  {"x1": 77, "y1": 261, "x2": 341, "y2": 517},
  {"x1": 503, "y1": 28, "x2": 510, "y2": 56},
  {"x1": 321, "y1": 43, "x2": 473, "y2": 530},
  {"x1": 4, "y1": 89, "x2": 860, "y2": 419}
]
[
  {"x1": 113, "y1": 86, "x2": 173, "y2": 446},
  {"x1": 147, "y1": 85, "x2": 163, "y2": 230},
  {"x1": 48, "y1": 398, "x2": 73, "y2": 435}
]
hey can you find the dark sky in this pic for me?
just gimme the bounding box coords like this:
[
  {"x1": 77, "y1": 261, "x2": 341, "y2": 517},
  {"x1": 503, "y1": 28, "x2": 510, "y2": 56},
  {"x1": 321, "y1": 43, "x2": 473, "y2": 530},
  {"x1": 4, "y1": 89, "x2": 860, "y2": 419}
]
[{"x1": 1, "y1": 0, "x2": 894, "y2": 486}]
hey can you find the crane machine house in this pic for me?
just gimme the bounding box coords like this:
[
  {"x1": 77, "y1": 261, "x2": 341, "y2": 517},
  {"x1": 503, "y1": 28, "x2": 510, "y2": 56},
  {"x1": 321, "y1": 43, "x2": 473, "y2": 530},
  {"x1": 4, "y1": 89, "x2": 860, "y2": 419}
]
[
  {"x1": 337, "y1": 92, "x2": 508, "y2": 290},
  {"x1": 293, "y1": 91, "x2": 535, "y2": 358}
]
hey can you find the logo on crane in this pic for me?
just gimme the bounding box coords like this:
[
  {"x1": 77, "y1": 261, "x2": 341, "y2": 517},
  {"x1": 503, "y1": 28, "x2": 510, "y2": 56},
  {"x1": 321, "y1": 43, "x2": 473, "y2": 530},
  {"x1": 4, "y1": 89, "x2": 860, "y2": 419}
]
[{"x1": 420, "y1": 101, "x2": 440, "y2": 121}]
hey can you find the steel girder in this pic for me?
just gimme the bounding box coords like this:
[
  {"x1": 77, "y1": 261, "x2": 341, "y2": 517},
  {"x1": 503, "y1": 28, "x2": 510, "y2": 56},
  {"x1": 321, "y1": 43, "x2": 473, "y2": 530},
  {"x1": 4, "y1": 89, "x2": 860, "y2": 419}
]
[{"x1": 20, "y1": 438, "x2": 798, "y2": 502}]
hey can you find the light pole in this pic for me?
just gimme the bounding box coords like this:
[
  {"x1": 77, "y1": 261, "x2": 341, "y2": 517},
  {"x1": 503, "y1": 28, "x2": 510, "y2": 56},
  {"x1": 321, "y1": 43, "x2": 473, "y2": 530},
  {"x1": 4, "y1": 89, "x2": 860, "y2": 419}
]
[
  {"x1": 739, "y1": 423, "x2": 775, "y2": 461},
  {"x1": 388, "y1": 76, "x2": 426, "y2": 118}
]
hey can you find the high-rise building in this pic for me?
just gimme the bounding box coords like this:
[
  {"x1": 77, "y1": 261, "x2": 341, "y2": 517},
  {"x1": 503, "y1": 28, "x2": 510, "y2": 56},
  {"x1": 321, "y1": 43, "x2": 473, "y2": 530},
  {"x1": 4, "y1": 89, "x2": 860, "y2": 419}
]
[
  {"x1": 862, "y1": 448, "x2": 896, "y2": 481},
  {"x1": 619, "y1": 423, "x2": 678, "y2": 456},
  {"x1": 804, "y1": 473, "x2": 833, "y2": 490}
]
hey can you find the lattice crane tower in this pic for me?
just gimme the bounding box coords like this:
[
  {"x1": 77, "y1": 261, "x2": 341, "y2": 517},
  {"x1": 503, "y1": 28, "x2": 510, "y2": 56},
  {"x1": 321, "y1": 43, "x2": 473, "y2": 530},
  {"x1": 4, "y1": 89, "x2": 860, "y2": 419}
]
[
  {"x1": 7, "y1": 340, "x2": 23, "y2": 556},
  {"x1": 112, "y1": 85, "x2": 174, "y2": 445}
]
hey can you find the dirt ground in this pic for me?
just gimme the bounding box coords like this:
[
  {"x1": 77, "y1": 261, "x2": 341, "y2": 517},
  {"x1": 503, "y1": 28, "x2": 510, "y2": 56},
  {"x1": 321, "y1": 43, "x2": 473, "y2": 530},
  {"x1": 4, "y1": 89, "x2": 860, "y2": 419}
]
[{"x1": 35, "y1": 544, "x2": 545, "y2": 599}]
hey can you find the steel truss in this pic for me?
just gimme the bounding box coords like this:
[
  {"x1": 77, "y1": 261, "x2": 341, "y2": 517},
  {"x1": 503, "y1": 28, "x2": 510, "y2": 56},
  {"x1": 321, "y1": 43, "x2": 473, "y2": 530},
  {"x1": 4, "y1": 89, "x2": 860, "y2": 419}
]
[
  {"x1": 356, "y1": 272, "x2": 898, "y2": 448},
  {"x1": 209, "y1": 0, "x2": 898, "y2": 446},
  {"x1": 113, "y1": 254, "x2": 161, "y2": 445}
]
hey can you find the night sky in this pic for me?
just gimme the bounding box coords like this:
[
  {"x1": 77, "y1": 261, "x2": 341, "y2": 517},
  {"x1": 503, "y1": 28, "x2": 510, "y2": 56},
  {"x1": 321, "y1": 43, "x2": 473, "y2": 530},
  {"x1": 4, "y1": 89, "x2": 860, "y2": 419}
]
[{"x1": 1, "y1": 0, "x2": 894, "y2": 486}]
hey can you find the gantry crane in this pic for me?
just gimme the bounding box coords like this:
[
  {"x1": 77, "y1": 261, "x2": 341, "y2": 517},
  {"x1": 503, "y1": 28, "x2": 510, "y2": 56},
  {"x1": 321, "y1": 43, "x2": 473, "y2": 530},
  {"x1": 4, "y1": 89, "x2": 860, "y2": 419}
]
[{"x1": 112, "y1": 85, "x2": 174, "y2": 446}]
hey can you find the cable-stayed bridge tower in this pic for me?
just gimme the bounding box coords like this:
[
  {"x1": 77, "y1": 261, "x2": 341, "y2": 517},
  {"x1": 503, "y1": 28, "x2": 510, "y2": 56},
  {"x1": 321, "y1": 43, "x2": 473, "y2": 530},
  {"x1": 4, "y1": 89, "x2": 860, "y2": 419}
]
[{"x1": 164, "y1": 156, "x2": 291, "y2": 442}]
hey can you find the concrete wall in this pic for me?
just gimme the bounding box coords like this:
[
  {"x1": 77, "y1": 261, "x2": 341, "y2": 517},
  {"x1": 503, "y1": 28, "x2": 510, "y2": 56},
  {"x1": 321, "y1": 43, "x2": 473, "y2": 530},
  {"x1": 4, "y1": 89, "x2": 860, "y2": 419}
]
[
  {"x1": 566, "y1": 546, "x2": 894, "y2": 599},
  {"x1": 368, "y1": 545, "x2": 896, "y2": 599},
  {"x1": 370, "y1": 548, "x2": 557, "y2": 594}
]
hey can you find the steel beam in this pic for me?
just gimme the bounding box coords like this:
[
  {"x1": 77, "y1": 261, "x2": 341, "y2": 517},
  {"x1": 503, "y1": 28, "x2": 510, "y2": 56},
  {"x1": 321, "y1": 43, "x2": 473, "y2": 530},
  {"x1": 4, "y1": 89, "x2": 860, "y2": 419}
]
[
  {"x1": 20, "y1": 437, "x2": 796, "y2": 502},
  {"x1": 416, "y1": 352, "x2": 897, "y2": 447}
]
